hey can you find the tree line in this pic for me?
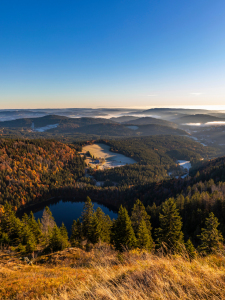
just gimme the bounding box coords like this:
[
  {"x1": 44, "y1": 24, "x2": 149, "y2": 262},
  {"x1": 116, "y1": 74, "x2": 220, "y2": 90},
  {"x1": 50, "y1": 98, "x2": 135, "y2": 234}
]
[{"x1": 0, "y1": 197, "x2": 223, "y2": 258}]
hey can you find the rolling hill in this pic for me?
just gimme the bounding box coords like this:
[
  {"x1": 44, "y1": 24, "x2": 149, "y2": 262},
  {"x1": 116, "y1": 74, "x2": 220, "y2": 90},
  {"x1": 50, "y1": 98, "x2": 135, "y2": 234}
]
[
  {"x1": 172, "y1": 114, "x2": 225, "y2": 124},
  {"x1": 122, "y1": 116, "x2": 178, "y2": 128}
]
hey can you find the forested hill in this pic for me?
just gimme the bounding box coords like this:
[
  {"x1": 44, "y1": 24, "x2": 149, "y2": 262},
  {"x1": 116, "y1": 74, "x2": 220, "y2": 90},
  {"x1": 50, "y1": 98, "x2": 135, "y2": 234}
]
[
  {"x1": 190, "y1": 155, "x2": 225, "y2": 182},
  {"x1": 0, "y1": 139, "x2": 85, "y2": 209},
  {"x1": 93, "y1": 136, "x2": 216, "y2": 187}
]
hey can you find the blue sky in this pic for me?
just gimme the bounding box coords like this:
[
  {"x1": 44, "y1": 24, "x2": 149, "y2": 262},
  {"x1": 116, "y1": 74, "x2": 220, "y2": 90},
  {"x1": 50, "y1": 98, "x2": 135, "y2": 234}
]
[{"x1": 0, "y1": 0, "x2": 225, "y2": 108}]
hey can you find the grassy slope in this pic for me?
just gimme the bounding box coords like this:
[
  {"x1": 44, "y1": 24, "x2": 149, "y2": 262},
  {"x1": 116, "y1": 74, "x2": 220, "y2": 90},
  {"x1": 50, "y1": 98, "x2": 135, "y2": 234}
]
[{"x1": 1, "y1": 248, "x2": 225, "y2": 300}]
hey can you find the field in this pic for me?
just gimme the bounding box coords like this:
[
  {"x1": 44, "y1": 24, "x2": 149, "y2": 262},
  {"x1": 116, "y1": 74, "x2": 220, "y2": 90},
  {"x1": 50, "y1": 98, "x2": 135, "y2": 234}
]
[
  {"x1": 1, "y1": 248, "x2": 225, "y2": 300},
  {"x1": 82, "y1": 143, "x2": 137, "y2": 169}
]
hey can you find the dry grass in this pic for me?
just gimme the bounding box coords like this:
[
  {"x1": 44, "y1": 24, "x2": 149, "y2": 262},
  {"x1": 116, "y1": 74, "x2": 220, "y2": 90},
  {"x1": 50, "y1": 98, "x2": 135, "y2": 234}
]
[{"x1": 1, "y1": 247, "x2": 225, "y2": 300}]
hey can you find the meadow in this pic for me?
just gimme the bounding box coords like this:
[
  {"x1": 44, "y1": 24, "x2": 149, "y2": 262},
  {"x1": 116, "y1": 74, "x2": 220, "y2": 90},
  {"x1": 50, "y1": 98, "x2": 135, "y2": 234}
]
[{"x1": 1, "y1": 247, "x2": 225, "y2": 300}]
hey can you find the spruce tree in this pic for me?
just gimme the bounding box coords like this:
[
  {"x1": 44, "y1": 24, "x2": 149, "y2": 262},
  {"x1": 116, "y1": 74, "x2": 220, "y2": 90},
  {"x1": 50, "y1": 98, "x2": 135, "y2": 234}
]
[
  {"x1": 91, "y1": 207, "x2": 112, "y2": 244},
  {"x1": 137, "y1": 219, "x2": 153, "y2": 251},
  {"x1": 198, "y1": 212, "x2": 223, "y2": 255},
  {"x1": 60, "y1": 223, "x2": 69, "y2": 240},
  {"x1": 70, "y1": 219, "x2": 83, "y2": 247},
  {"x1": 49, "y1": 225, "x2": 69, "y2": 252},
  {"x1": 28, "y1": 212, "x2": 42, "y2": 243},
  {"x1": 41, "y1": 206, "x2": 56, "y2": 243},
  {"x1": 111, "y1": 205, "x2": 136, "y2": 251},
  {"x1": 81, "y1": 197, "x2": 94, "y2": 241},
  {"x1": 156, "y1": 198, "x2": 184, "y2": 252},
  {"x1": 185, "y1": 238, "x2": 196, "y2": 259},
  {"x1": 131, "y1": 199, "x2": 153, "y2": 246},
  {"x1": 131, "y1": 199, "x2": 152, "y2": 235}
]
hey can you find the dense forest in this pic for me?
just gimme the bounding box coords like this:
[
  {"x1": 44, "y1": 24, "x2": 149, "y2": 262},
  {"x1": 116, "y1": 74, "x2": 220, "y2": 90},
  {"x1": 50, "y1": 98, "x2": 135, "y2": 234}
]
[
  {"x1": 0, "y1": 137, "x2": 225, "y2": 254},
  {"x1": 93, "y1": 136, "x2": 216, "y2": 186},
  {"x1": 0, "y1": 139, "x2": 85, "y2": 209}
]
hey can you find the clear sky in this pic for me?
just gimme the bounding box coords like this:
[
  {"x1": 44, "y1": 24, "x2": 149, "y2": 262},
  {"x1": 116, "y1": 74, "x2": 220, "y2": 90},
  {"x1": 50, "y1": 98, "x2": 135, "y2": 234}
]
[{"x1": 0, "y1": 0, "x2": 225, "y2": 109}]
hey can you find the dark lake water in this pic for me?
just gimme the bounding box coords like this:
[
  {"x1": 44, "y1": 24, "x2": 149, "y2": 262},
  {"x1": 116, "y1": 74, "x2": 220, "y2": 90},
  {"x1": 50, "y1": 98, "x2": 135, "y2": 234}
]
[{"x1": 33, "y1": 200, "x2": 118, "y2": 235}]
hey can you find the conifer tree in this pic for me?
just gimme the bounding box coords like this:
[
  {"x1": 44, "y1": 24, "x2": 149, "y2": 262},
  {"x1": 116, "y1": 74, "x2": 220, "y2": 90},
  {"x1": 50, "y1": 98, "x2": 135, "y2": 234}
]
[
  {"x1": 185, "y1": 238, "x2": 196, "y2": 259},
  {"x1": 49, "y1": 225, "x2": 69, "y2": 252},
  {"x1": 111, "y1": 205, "x2": 136, "y2": 251},
  {"x1": 41, "y1": 206, "x2": 56, "y2": 243},
  {"x1": 0, "y1": 232, "x2": 10, "y2": 249},
  {"x1": 91, "y1": 207, "x2": 112, "y2": 244},
  {"x1": 70, "y1": 219, "x2": 83, "y2": 247},
  {"x1": 131, "y1": 200, "x2": 152, "y2": 234},
  {"x1": 81, "y1": 197, "x2": 94, "y2": 241},
  {"x1": 137, "y1": 219, "x2": 153, "y2": 251},
  {"x1": 131, "y1": 199, "x2": 153, "y2": 246},
  {"x1": 198, "y1": 212, "x2": 223, "y2": 255},
  {"x1": 156, "y1": 198, "x2": 184, "y2": 252},
  {"x1": 28, "y1": 212, "x2": 42, "y2": 243},
  {"x1": 60, "y1": 223, "x2": 69, "y2": 240}
]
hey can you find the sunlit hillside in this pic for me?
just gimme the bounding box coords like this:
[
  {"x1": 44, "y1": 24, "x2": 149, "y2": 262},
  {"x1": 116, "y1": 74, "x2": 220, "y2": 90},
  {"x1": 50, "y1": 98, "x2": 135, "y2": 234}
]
[{"x1": 1, "y1": 247, "x2": 225, "y2": 300}]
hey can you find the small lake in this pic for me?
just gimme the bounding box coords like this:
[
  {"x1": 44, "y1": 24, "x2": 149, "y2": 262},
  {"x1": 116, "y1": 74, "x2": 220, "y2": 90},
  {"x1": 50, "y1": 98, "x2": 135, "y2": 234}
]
[{"x1": 33, "y1": 200, "x2": 118, "y2": 235}]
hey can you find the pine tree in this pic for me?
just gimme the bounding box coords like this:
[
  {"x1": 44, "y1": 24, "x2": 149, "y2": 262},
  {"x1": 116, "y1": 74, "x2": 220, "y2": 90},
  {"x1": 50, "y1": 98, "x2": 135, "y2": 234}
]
[
  {"x1": 111, "y1": 205, "x2": 136, "y2": 251},
  {"x1": 198, "y1": 212, "x2": 223, "y2": 255},
  {"x1": 81, "y1": 197, "x2": 94, "y2": 241},
  {"x1": 70, "y1": 219, "x2": 83, "y2": 247},
  {"x1": 0, "y1": 232, "x2": 10, "y2": 248},
  {"x1": 131, "y1": 199, "x2": 153, "y2": 247},
  {"x1": 91, "y1": 207, "x2": 112, "y2": 244},
  {"x1": 156, "y1": 198, "x2": 184, "y2": 252},
  {"x1": 185, "y1": 238, "x2": 196, "y2": 259},
  {"x1": 131, "y1": 200, "x2": 152, "y2": 234},
  {"x1": 137, "y1": 219, "x2": 153, "y2": 251},
  {"x1": 60, "y1": 223, "x2": 69, "y2": 240},
  {"x1": 49, "y1": 225, "x2": 69, "y2": 252},
  {"x1": 28, "y1": 212, "x2": 42, "y2": 243},
  {"x1": 41, "y1": 206, "x2": 56, "y2": 243}
]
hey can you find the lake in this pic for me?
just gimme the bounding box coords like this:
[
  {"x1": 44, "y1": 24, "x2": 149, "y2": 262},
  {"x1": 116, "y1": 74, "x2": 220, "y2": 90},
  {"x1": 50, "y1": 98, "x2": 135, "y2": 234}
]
[{"x1": 33, "y1": 200, "x2": 118, "y2": 235}]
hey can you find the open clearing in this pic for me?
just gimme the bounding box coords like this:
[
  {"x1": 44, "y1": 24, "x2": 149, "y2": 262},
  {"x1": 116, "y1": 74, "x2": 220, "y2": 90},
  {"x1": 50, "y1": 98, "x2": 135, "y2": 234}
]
[{"x1": 82, "y1": 143, "x2": 137, "y2": 169}]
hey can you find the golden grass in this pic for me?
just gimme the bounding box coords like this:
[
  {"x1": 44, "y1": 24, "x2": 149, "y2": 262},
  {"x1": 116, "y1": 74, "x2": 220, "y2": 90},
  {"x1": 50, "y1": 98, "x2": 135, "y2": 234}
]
[{"x1": 1, "y1": 247, "x2": 225, "y2": 300}]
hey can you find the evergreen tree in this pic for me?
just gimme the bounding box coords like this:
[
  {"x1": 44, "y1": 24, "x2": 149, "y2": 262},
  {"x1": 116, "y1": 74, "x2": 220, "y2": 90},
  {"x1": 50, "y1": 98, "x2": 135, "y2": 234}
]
[
  {"x1": 81, "y1": 197, "x2": 94, "y2": 241},
  {"x1": 60, "y1": 223, "x2": 69, "y2": 240},
  {"x1": 70, "y1": 219, "x2": 83, "y2": 247},
  {"x1": 198, "y1": 212, "x2": 223, "y2": 255},
  {"x1": 41, "y1": 206, "x2": 56, "y2": 243},
  {"x1": 137, "y1": 219, "x2": 153, "y2": 251},
  {"x1": 131, "y1": 199, "x2": 152, "y2": 234},
  {"x1": 49, "y1": 225, "x2": 69, "y2": 252},
  {"x1": 131, "y1": 199, "x2": 153, "y2": 246},
  {"x1": 185, "y1": 238, "x2": 196, "y2": 259},
  {"x1": 28, "y1": 212, "x2": 42, "y2": 243},
  {"x1": 91, "y1": 207, "x2": 112, "y2": 244},
  {"x1": 0, "y1": 232, "x2": 10, "y2": 248},
  {"x1": 111, "y1": 205, "x2": 136, "y2": 251},
  {"x1": 156, "y1": 198, "x2": 184, "y2": 252}
]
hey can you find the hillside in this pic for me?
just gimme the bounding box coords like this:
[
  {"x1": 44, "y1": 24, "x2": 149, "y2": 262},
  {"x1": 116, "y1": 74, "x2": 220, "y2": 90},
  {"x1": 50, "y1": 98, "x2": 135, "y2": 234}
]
[
  {"x1": 110, "y1": 116, "x2": 139, "y2": 123},
  {"x1": 135, "y1": 124, "x2": 185, "y2": 135},
  {"x1": 173, "y1": 114, "x2": 225, "y2": 124},
  {"x1": 123, "y1": 116, "x2": 178, "y2": 128},
  {"x1": 1, "y1": 248, "x2": 225, "y2": 300},
  {"x1": 0, "y1": 115, "x2": 115, "y2": 129},
  {"x1": 0, "y1": 139, "x2": 85, "y2": 209},
  {"x1": 93, "y1": 136, "x2": 214, "y2": 186}
]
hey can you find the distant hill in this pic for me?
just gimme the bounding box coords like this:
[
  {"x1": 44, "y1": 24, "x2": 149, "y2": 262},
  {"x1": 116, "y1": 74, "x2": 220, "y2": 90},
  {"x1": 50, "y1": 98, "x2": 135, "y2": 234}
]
[
  {"x1": 110, "y1": 116, "x2": 139, "y2": 123},
  {"x1": 0, "y1": 115, "x2": 114, "y2": 129},
  {"x1": 173, "y1": 114, "x2": 225, "y2": 124},
  {"x1": 122, "y1": 117, "x2": 178, "y2": 128},
  {"x1": 135, "y1": 124, "x2": 186, "y2": 135},
  {"x1": 0, "y1": 115, "x2": 188, "y2": 137}
]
